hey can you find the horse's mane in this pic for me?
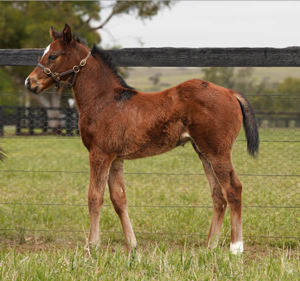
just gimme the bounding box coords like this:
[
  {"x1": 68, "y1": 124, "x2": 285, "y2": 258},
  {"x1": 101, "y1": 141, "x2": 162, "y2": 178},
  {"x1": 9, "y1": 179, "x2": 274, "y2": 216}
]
[{"x1": 91, "y1": 45, "x2": 137, "y2": 101}]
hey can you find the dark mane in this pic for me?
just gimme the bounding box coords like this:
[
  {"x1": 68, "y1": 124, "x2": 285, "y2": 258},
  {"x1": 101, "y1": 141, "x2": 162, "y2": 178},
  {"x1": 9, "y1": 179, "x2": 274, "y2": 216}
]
[{"x1": 91, "y1": 45, "x2": 137, "y2": 101}]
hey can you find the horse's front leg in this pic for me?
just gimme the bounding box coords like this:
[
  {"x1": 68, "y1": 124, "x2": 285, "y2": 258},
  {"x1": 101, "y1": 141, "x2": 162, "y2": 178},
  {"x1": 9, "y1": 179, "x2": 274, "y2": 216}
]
[
  {"x1": 108, "y1": 159, "x2": 137, "y2": 251},
  {"x1": 87, "y1": 151, "x2": 115, "y2": 248}
]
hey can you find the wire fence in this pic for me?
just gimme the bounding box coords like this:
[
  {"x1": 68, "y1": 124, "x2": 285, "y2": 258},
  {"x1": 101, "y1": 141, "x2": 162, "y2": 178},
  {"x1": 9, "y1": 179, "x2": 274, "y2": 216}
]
[{"x1": 0, "y1": 89, "x2": 299, "y2": 245}]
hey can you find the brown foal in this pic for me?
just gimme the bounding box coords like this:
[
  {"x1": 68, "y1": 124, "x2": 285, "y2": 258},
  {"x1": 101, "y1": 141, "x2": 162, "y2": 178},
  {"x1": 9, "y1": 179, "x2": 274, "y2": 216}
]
[{"x1": 26, "y1": 25, "x2": 259, "y2": 254}]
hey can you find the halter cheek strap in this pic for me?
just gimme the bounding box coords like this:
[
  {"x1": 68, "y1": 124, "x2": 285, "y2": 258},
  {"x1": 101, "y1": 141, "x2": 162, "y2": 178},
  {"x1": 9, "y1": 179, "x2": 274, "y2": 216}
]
[{"x1": 37, "y1": 51, "x2": 91, "y2": 94}]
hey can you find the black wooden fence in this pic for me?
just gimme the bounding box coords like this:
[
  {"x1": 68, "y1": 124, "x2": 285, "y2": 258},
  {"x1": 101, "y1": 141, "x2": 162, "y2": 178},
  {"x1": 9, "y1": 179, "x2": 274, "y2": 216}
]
[
  {"x1": 0, "y1": 106, "x2": 299, "y2": 137},
  {"x1": 2, "y1": 47, "x2": 300, "y2": 67},
  {"x1": 0, "y1": 106, "x2": 79, "y2": 136}
]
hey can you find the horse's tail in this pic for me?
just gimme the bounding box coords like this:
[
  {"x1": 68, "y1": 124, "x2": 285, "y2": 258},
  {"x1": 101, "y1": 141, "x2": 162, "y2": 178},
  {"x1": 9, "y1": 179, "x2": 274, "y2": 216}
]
[
  {"x1": 0, "y1": 147, "x2": 6, "y2": 161},
  {"x1": 234, "y1": 92, "x2": 259, "y2": 157}
]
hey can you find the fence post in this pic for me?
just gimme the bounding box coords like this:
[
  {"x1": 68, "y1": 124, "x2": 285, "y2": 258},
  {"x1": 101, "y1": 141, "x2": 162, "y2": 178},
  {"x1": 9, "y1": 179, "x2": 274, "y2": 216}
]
[
  {"x1": 42, "y1": 108, "x2": 48, "y2": 133},
  {"x1": 16, "y1": 107, "x2": 22, "y2": 135},
  {"x1": 65, "y1": 108, "x2": 73, "y2": 136},
  {"x1": 75, "y1": 110, "x2": 79, "y2": 135},
  {"x1": 0, "y1": 107, "x2": 3, "y2": 136},
  {"x1": 28, "y1": 108, "x2": 34, "y2": 135}
]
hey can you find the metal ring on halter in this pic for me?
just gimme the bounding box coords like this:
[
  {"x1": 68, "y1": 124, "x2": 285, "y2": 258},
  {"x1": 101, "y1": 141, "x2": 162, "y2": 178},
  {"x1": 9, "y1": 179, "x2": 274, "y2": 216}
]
[
  {"x1": 79, "y1": 59, "x2": 87, "y2": 67},
  {"x1": 44, "y1": 68, "x2": 51, "y2": 75},
  {"x1": 73, "y1": 65, "x2": 80, "y2": 73}
]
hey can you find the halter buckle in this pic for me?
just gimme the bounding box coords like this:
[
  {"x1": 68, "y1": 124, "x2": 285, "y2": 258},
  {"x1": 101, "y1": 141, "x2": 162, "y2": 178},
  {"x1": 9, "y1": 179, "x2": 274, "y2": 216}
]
[
  {"x1": 44, "y1": 68, "x2": 51, "y2": 75},
  {"x1": 73, "y1": 65, "x2": 80, "y2": 73},
  {"x1": 80, "y1": 59, "x2": 87, "y2": 67}
]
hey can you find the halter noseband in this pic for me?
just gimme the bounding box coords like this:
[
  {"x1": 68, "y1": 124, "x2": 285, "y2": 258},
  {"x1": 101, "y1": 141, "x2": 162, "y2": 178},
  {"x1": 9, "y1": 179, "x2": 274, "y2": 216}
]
[{"x1": 37, "y1": 51, "x2": 91, "y2": 93}]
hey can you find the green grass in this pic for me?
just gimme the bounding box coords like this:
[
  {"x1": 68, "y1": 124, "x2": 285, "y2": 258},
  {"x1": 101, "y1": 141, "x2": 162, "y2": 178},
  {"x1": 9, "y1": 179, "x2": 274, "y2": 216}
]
[
  {"x1": 0, "y1": 128, "x2": 299, "y2": 280},
  {"x1": 0, "y1": 243, "x2": 299, "y2": 281}
]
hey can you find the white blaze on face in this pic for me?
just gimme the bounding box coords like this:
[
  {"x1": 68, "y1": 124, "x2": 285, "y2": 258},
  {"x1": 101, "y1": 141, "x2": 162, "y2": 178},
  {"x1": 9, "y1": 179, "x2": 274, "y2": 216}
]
[
  {"x1": 25, "y1": 44, "x2": 51, "y2": 87},
  {"x1": 42, "y1": 44, "x2": 51, "y2": 58}
]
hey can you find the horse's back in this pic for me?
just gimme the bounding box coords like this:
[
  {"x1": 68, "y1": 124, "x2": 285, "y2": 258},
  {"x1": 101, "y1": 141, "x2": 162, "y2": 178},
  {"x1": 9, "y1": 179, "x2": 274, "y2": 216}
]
[
  {"x1": 81, "y1": 78, "x2": 244, "y2": 158},
  {"x1": 120, "y1": 78, "x2": 243, "y2": 157}
]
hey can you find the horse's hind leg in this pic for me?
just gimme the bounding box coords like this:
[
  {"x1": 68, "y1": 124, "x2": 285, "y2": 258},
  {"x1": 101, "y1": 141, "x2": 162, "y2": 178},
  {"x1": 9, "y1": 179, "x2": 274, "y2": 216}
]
[
  {"x1": 208, "y1": 154, "x2": 243, "y2": 254},
  {"x1": 108, "y1": 159, "x2": 137, "y2": 251},
  {"x1": 193, "y1": 146, "x2": 227, "y2": 249},
  {"x1": 193, "y1": 145, "x2": 243, "y2": 254}
]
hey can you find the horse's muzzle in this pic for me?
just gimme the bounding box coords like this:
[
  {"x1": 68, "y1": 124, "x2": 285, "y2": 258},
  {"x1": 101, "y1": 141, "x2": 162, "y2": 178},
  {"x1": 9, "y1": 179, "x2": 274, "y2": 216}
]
[{"x1": 25, "y1": 77, "x2": 40, "y2": 94}]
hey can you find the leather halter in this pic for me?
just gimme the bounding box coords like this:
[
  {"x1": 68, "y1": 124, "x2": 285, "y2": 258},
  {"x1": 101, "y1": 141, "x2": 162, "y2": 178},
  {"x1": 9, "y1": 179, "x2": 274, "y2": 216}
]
[{"x1": 37, "y1": 51, "x2": 91, "y2": 93}]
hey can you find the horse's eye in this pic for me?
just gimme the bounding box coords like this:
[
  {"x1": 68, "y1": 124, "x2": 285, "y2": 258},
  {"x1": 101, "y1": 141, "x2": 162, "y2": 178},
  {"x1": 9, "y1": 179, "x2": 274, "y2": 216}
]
[{"x1": 49, "y1": 54, "x2": 58, "y2": 60}]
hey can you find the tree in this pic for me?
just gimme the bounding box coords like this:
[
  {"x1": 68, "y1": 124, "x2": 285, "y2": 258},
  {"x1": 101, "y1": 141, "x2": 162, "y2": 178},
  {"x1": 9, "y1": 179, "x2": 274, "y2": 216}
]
[
  {"x1": 0, "y1": 0, "x2": 172, "y2": 92},
  {"x1": 149, "y1": 72, "x2": 162, "y2": 90},
  {"x1": 276, "y1": 77, "x2": 300, "y2": 112},
  {"x1": 0, "y1": 1, "x2": 172, "y2": 129},
  {"x1": 202, "y1": 67, "x2": 235, "y2": 90},
  {"x1": 201, "y1": 67, "x2": 263, "y2": 94}
]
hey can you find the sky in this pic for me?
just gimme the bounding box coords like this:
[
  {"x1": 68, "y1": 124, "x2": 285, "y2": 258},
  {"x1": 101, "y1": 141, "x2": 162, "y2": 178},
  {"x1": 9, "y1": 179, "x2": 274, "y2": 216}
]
[{"x1": 100, "y1": 0, "x2": 300, "y2": 48}]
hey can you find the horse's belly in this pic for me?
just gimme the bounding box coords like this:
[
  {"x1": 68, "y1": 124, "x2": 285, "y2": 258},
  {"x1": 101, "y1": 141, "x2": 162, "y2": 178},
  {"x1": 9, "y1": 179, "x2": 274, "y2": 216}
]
[{"x1": 118, "y1": 129, "x2": 188, "y2": 160}]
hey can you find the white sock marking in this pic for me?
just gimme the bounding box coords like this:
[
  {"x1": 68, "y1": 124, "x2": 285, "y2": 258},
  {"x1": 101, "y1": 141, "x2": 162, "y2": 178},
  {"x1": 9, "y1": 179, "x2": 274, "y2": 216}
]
[{"x1": 230, "y1": 241, "x2": 244, "y2": 254}]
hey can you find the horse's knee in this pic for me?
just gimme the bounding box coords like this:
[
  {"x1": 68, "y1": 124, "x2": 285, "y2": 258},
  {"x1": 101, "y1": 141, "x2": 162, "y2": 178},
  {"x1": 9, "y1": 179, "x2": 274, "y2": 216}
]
[
  {"x1": 88, "y1": 189, "x2": 104, "y2": 213},
  {"x1": 110, "y1": 189, "x2": 127, "y2": 214}
]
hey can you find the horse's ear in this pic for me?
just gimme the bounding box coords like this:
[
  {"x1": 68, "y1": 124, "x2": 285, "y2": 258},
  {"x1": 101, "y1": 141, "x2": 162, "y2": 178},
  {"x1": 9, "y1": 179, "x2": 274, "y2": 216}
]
[
  {"x1": 63, "y1": 24, "x2": 73, "y2": 44},
  {"x1": 50, "y1": 26, "x2": 61, "y2": 40}
]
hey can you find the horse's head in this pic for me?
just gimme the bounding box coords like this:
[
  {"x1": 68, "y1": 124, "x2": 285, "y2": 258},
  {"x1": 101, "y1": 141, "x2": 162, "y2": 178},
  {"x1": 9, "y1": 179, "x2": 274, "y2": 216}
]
[{"x1": 25, "y1": 24, "x2": 90, "y2": 94}]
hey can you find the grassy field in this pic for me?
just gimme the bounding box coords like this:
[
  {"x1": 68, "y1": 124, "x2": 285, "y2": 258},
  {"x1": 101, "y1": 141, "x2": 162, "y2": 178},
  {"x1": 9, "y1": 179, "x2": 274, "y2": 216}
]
[
  {"x1": 0, "y1": 128, "x2": 299, "y2": 280},
  {"x1": 126, "y1": 67, "x2": 300, "y2": 92}
]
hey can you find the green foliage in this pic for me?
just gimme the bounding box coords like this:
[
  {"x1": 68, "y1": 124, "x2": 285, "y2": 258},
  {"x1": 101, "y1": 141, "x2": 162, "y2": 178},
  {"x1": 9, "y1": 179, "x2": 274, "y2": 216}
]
[
  {"x1": 201, "y1": 67, "x2": 268, "y2": 95},
  {"x1": 0, "y1": 68, "x2": 19, "y2": 107},
  {"x1": 201, "y1": 67, "x2": 300, "y2": 113},
  {"x1": 251, "y1": 77, "x2": 300, "y2": 113},
  {"x1": 276, "y1": 77, "x2": 300, "y2": 112},
  {"x1": 112, "y1": 0, "x2": 172, "y2": 19},
  {"x1": 0, "y1": 1, "x2": 101, "y2": 49},
  {"x1": 0, "y1": 1, "x2": 102, "y2": 107},
  {"x1": 202, "y1": 67, "x2": 235, "y2": 89},
  {"x1": 0, "y1": 0, "x2": 172, "y2": 106}
]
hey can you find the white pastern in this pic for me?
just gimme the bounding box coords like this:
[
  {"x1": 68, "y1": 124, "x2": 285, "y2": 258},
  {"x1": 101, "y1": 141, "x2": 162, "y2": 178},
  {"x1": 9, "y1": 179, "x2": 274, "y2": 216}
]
[{"x1": 230, "y1": 241, "x2": 244, "y2": 254}]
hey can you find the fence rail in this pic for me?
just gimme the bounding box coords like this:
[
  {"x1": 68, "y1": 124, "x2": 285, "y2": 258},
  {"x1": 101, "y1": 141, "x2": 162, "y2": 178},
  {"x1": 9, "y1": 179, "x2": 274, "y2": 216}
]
[{"x1": 2, "y1": 47, "x2": 300, "y2": 67}]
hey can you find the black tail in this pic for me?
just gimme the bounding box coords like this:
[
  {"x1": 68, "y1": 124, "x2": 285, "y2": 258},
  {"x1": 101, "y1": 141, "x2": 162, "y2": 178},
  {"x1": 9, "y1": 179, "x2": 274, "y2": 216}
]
[
  {"x1": 0, "y1": 147, "x2": 6, "y2": 161},
  {"x1": 234, "y1": 93, "x2": 259, "y2": 156}
]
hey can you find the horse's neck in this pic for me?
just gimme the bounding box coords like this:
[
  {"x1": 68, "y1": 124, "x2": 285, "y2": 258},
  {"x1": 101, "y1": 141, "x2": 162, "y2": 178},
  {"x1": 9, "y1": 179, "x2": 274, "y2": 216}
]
[{"x1": 72, "y1": 56, "x2": 117, "y2": 114}]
